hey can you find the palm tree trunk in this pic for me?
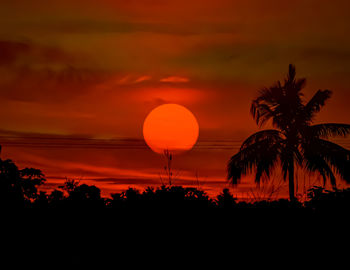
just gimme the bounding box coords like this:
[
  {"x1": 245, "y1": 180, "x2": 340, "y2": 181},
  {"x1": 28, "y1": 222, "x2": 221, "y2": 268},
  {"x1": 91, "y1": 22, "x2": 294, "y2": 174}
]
[{"x1": 288, "y1": 161, "x2": 295, "y2": 201}]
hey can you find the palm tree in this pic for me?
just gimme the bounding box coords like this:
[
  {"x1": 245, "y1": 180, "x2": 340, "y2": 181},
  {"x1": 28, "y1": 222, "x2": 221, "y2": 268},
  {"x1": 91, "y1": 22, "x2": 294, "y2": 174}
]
[{"x1": 227, "y1": 64, "x2": 350, "y2": 201}]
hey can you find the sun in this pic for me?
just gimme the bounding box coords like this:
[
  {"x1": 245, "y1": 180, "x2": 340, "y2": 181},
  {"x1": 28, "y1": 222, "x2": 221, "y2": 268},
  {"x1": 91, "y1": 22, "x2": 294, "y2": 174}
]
[{"x1": 143, "y1": 104, "x2": 199, "y2": 154}]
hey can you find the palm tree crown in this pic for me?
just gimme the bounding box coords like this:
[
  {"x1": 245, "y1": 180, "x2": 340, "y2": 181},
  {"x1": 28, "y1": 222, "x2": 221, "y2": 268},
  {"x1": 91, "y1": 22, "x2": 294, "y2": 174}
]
[{"x1": 228, "y1": 64, "x2": 350, "y2": 201}]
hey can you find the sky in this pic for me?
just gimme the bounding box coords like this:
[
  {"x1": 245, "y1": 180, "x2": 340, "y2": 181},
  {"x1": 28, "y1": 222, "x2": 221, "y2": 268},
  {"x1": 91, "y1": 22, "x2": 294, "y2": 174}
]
[{"x1": 0, "y1": 0, "x2": 350, "y2": 199}]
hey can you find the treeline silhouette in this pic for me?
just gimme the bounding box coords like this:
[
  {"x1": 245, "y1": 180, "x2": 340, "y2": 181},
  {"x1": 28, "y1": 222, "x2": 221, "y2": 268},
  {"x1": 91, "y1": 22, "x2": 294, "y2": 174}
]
[
  {"x1": 1, "y1": 155, "x2": 349, "y2": 215},
  {"x1": 2, "y1": 158, "x2": 349, "y2": 266}
]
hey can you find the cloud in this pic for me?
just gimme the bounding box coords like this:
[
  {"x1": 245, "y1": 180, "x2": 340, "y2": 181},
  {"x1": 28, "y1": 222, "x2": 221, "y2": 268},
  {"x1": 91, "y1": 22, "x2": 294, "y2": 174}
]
[
  {"x1": 133, "y1": 75, "x2": 152, "y2": 83},
  {"x1": 0, "y1": 128, "x2": 147, "y2": 148},
  {"x1": 0, "y1": 40, "x2": 31, "y2": 66},
  {"x1": 0, "y1": 39, "x2": 108, "y2": 103},
  {"x1": 130, "y1": 86, "x2": 209, "y2": 105},
  {"x1": 116, "y1": 75, "x2": 152, "y2": 85},
  {"x1": 0, "y1": 66, "x2": 106, "y2": 103},
  {"x1": 79, "y1": 177, "x2": 162, "y2": 187},
  {"x1": 0, "y1": 40, "x2": 76, "y2": 67},
  {"x1": 160, "y1": 76, "x2": 189, "y2": 83}
]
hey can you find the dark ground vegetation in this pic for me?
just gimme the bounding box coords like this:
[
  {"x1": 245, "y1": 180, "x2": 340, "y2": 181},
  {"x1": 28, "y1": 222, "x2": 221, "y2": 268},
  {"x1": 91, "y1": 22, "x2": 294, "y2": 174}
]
[{"x1": 1, "y1": 156, "x2": 349, "y2": 267}]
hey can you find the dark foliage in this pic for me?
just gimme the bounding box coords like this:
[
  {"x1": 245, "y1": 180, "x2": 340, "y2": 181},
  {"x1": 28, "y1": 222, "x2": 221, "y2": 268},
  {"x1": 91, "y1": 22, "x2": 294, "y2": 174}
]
[
  {"x1": 1, "y1": 156, "x2": 349, "y2": 215},
  {"x1": 107, "y1": 185, "x2": 215, "y2": 211},
  {"x1": 0, "y1": 158, "x2": 45, "y2": 207},
  {"x1": 305, "y1": 186, "x2": 350, "y2": 214},
  {"x1": 1, "y1": 156, "x2": 349, "y2": 267}
]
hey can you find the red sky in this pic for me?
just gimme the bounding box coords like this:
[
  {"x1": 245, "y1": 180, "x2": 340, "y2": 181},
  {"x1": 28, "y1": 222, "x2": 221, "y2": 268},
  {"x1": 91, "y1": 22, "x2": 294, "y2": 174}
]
[{"x1": 1, "y1": 0, "x2": 350, "y2": 199}]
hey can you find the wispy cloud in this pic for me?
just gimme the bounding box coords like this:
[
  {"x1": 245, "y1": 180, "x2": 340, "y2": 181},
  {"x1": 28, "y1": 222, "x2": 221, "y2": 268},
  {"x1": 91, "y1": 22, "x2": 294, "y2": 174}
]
[
  {"x1": 134, "y1": 75, "x2": 152, "y2": 83},
  {"x1": 117, "y1": 75, "x2": 152, "y2": 85},
  {"x1": 160, "y1": 76, "x2": 189, "y2": 83}
]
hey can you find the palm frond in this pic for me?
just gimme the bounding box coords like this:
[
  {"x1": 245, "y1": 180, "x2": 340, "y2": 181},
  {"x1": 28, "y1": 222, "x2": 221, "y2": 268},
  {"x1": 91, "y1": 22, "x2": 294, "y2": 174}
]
[
  {"x1": 279, "y1": 150, "x2": 292, "y2": 181},
  {"x1": 303, "y1": 153, "x2": 336, "y2": 187},
  {"x1": 302, "y1": 138, "x2": 350, "y2": 184},
  {"x1": 286, "y1": 64, "x2": 296, "y2": 84},
  {"x1": 317, "y1": 139, "x2": 350, "y2": 183},
  {"x1": 308, "y1": 123, "x2": 350, "y2": 138},
  {"x1": 240, "y1": 129, "x2": 284, "y2": 151},
  {"x1": 251, "y1": 65, "x2": 305, "y2": 130},
  {"x1": 253, "y1": 156, "x2": 277, "y2": 184},
  {"x1": 303, "y1": 90, "x2": 332, "y2": 122},
  {"x1": 284, "y1": 64, "x2": 306, "y2": 96},
  {"x1": 258, "y1": 84, "x2": 283, "y2": 102},
  {"x1": 227, "y1": 139, "x2": 281, "y2": 185},
  {"x1": 251, "y1": 102, "x2": 275, "y2": 126},
  {"x1": 294, "y1": 78, "x2": 307, "y2": 93}
]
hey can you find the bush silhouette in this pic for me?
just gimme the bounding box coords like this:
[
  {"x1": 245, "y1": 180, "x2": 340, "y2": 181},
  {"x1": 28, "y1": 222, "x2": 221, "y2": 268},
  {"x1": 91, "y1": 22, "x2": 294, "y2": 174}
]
[{"x1": 305, "y1": 186, "x2": 350, "y2": 214}]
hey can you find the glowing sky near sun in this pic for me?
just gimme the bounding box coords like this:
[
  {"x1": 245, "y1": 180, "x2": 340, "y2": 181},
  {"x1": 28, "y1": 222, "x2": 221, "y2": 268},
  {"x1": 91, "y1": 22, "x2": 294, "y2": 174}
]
[{"x1": 1, "y1": 0, "x2": 350, "y2": 198}]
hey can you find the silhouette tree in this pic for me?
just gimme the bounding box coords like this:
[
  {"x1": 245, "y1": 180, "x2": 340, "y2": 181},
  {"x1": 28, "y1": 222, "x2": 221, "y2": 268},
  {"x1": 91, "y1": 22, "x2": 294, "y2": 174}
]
[
  {"x1": 45, "y1": 189, "x2": 65, "y2": 208},
  {"x1": 59, "y1": 178, "x2": 80, "y2": 195},
  {"x1": 67, "y1": 183, "x2": 104, "y2": 208},
  {"x1": 227, "y1": 65, "x2": 350, "y2": 201},
  {"x1": 0, "y1": 157, "x2": 45, "y2": 207},
  {"x1": 216, "y1": 188, "x2": 237, "y2": 209},
  {"x1": 56, "y1": 179, "x2": 104, "y2": 209}
]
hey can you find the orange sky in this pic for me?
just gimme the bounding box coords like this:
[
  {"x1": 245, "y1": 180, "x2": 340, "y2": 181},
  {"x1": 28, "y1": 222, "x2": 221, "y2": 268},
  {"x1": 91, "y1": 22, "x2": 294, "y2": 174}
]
[{"x1": 1, "y1": 0, "x2": 350, "y2": 199}]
